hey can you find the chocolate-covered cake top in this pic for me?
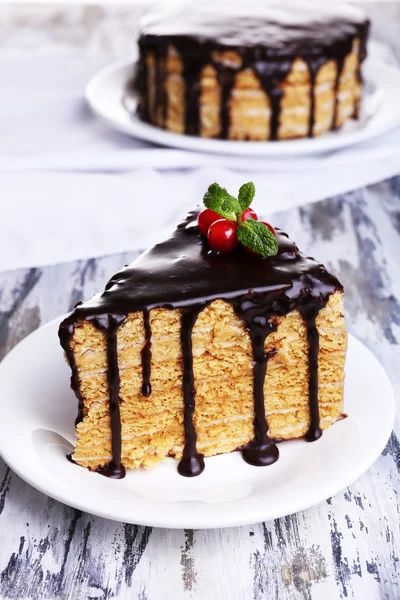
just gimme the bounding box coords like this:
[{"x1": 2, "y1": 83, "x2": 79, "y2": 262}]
[
  {"x1": 67, "y1": 210, "x2": 342, "y2": 318},
  {"x1": 139, "y1": 0, "x2": 368, "y2": 51}
]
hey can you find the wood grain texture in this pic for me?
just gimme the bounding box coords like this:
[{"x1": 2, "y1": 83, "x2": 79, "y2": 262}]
[{"x1": 1, "y1": 179, "x2": 400, "y2": 599}]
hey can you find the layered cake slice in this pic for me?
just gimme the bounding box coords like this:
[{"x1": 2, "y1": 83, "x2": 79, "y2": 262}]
[
  {"x1": 59, "y1": 183, "x2": 347, "y2": 478},
  {"x1": 135, "y1": 0, "x2": 369, "y2": 140}
]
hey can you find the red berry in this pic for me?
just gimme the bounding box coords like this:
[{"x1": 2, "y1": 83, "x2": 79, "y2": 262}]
[
  {"x1": 198, "y1": 209, "x2": 221, "y2": 236},
  {"x1": 241, "y1": 207, "x2": 258, "y2": 222},
  {"x1": 207, "y1": 219, "x2": 239, "y2": 252},
  {"x1": 261, "y1": 221, "x2": 276, "y2": 236}
]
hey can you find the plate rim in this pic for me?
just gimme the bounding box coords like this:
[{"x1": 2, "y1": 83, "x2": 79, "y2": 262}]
[
  {"x1": 0, "y1": 316, "x2": 395, "y2": 529},
  {"x1": 85, "y1": 55, "x2": 400, "y2": 158}
]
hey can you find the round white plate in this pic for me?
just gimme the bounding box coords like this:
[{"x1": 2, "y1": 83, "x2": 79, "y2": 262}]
[
  {"x1": 85, "y1": 55, "x2": 400, "y2": 157},
  {"x1": 0, "y1": 320, "x2": 395, "y2": 529}
]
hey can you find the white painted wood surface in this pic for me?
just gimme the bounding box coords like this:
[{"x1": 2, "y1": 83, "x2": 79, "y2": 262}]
[{"x1": 1, "y1": 4, "x2": 400, "y2": 599}]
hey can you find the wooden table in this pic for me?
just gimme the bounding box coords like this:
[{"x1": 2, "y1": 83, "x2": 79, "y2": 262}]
[{"x1": 1, "y1": 178, "x2": 399, "y2": 599}]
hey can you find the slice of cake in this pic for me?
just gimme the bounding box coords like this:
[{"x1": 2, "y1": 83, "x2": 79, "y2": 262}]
[
  {"x1": 59, "y1": 182, "x2": 347, "y2": 478},
  {"x1": 135, "y1": 0, "x2": 369, "y2": 140}
]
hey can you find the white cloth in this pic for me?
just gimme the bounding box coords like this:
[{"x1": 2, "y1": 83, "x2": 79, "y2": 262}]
[{"x1": 1, "y1": 42, "x2": 400, "y2": 272}]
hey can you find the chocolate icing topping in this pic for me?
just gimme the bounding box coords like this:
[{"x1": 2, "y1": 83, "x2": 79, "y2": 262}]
[
  {"x1": 178, "y1": 307, "x2": 206, "y2": 477},
  {"x1": 141, "y1": 308, "x2": 152, "y2": 397},
  {"x1": 139, "y1": 1, "x2": 368, "y2": 48},
  {"x1": 61, "y1": 318, "x2": 85, "y2": 427},
  {"x1": 59, "y1": 211, "x2": 343, "y2": 478},
  {"x1": 135, "y1": 1, "x2": 369, "y2": 139}
]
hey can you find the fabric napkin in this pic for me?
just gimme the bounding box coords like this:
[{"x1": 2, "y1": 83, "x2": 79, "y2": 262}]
[{"x1": 1, "y1": 41, "x2": 400, "y2": 272}]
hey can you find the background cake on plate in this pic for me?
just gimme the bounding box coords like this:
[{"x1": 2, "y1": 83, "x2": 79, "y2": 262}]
[{"x1": 135, "y1": 0, "x2": 369, "y2": 141}]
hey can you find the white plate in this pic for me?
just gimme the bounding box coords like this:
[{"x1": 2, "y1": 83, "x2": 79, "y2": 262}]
[
  {"x1": 0, "y1": 317, "x2": 395, "y2": 528},
  {"x1": 0, "y1": 319, "x2": 394, "y2": 528},
  {"x1": 85, "y1": 55, "x2": 400, "y2": 157}
]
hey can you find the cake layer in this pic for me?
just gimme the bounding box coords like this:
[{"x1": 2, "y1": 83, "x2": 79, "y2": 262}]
[
  {"x1": 135, "y1": 1, "x2": 369, "y2": 140},
  {"x1": 69, "y1": 293, "x2": 346, "y2": 471}
]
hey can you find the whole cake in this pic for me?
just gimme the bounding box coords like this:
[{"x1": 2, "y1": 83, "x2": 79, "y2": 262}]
[
  {"x1": 59, "y1": 183, "x2": 347, "y2": 478},
  {"x1": 135, "y1": 0, "x2": 369, "y2": 141}
]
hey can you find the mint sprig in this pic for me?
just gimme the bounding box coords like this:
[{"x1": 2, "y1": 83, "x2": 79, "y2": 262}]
[
  {"x1": 203, "y1": 183, "x2": 240, "y2": 221},
  {"x1": 202, "y1": 181, "x2": 278, "y2": 257},
  {"x1": 238, "y1": 182, "x2": 255, "y2": 211},
  {"x1": 237, "y1": 218, "x2": 279, "y2": 257}
]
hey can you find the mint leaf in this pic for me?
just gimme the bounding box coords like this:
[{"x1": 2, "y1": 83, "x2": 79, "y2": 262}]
[
  {"x1": 203, "y1": 182, "x2": 241, "y2": 221},
  {"x1": 237, "y1": 219, "x2": 279, "y2": 257},
  {"x1": 238, "y1": 182, "x2": 255, "y2": 211}
]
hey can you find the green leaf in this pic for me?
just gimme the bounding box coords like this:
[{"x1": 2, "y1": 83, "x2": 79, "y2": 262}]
[
  {"x1": 203, "y1": 182, "x2": 241, "y2": 221},
  {"x1": 238, "y1": 182, "x2": 255, "y2": 211},
  {"x1": 237, "y1": 219, "x2": 279, "y2": 257}
]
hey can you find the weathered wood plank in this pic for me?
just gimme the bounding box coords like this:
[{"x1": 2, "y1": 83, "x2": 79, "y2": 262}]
[{"x1": 1, "y1": 180, "x2": 400, "y2": 600}]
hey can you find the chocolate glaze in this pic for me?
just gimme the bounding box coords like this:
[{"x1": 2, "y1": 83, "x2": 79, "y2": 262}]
[
  {"x1": 66, "y1": 452, "x2": 76, "y2": 464},
  {"x1": 302, "y1": 308, "x2": 323, "y2": 442},
  {"x1": 59, "y1": 211, "x2": 343, "y2": 478},
  {"x1": 331, "y1": 54, "x2": 346, "y2": 129},
  {"x1": 135, "y1": 2, "x2": 369, "y2": 139},
  {"x1": 141, "y1": 309, "x2": 152, "y2": 397},
  {"x1": 178, "y1": 307, "x2": 206, "y2": 477},
  {"x1": 59, "y1": 312, "x2": 126, "y2": 479},
  {"x1": 60, "y1": 315, "x2": 85, "y2": 427}
]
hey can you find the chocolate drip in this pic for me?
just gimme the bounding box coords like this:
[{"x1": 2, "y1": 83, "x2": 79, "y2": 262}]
[
  {"x1": 60, "y1": 211, "x2": 343, "y2": 478},
  {"x1": 66, "y1": 452, "x2": 76, "y2": 464},
  {"x1": 306, "y1": 56, "x2": 328, "y2": 137},
  {"x1": 301, "y1": 308, "x2": 323, "y2": 442},
  {"x1": 58, "y1": 314, "x2": 84, "y2": 427},
  {"x1": 217, "y1": 68, "x2": 236, "y2": 139},
  {"x1": 136, "y1": 3, "x2": 369, "y2": 140},
  {"x1": 252, "y1": 61, "x2": 294, "y2": 141},
  {"x1": 60, "y1": 312, "x2": 127, "y2": 479},
  {"x1": 135, "y1": 50, "x2": 149, "y2": 122},
  {"x1": 178, "y1": 307, "x2": 206, "y2": 477},
  {"x1": 154, "y1": 49, "x2": 161, "y2": 124},
  {"x1": 331, "y1": 56, "x2": 346, "y2": 130},
  {"x1": 154, "y1": 45, "x2": 168, "y2": 127},
  {"x1": 308, "y1": 70, "x2": 316, "y2": 138},
  {"x1": 238, "y1": 308, "x2": 279, "y2": 466},
  {"x1": 92, "y1": 314, "x2": 126, "y2": 479},
  {"x1": 266, "y1": 83, "x2": 284, "y2": 143},
  {"x1": 141, "y1": 309, "x2": 152, "y2": 397},
  {"x1": 183, "y1": 54, "x2": 204, "y2": 136}
]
